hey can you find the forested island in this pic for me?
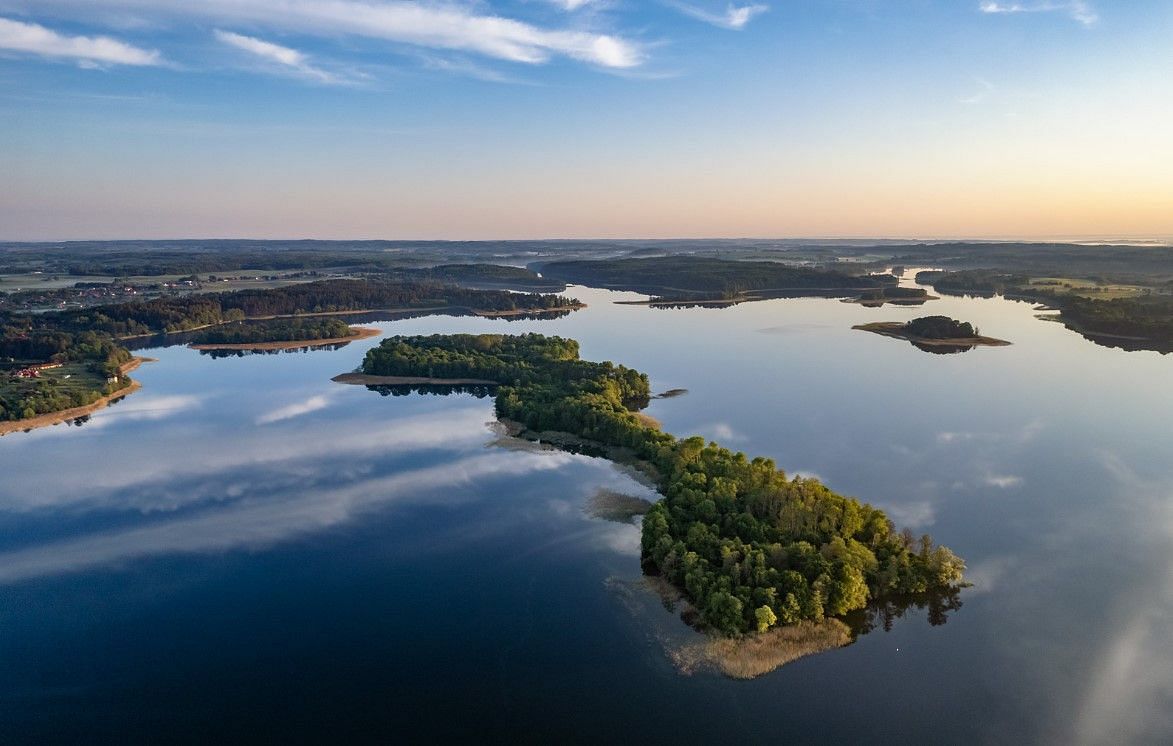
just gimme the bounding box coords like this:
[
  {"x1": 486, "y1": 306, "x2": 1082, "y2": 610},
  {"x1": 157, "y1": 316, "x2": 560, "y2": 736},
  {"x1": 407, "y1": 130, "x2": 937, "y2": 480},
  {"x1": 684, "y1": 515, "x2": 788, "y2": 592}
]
[
  {"x1": 355, "y1": 333, "x2": 965, "y2": 661},
  {"x1": 0, "y1": 281, "x2": 581, "y2": 430},
  {"x1": 534, "y1": 256, "x2": 891, "y2": 302},
  {"x1": 188, "y1": 318, "x2": 379, "y2": 350},
  {"x1": 853, "y1": 316, "x2": 1010, "y2": 351},
  {"x1": 846, "y1": 287, "x2": 937, "y2": 307}
]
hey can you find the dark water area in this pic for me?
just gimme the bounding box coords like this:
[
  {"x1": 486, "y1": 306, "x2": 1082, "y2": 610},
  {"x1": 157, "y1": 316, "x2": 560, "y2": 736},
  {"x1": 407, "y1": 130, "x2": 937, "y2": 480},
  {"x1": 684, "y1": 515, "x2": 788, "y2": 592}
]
[{"x1": 1, "y1": 277, "x2": 1171, "y2": 743}]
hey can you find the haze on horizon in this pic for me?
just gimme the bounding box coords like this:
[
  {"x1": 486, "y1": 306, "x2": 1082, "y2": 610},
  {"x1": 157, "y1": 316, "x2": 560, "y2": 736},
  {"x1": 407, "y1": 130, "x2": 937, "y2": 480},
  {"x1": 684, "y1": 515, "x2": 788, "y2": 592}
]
[{"x1": 1, "y1": 1, "x2": 1171, "y2": 241}]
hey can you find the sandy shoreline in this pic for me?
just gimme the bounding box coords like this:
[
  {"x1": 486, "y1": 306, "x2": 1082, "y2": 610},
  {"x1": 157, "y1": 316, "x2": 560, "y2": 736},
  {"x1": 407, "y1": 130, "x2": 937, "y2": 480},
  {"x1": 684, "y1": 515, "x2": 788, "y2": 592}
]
[
  {"x1": 190, "y1": 326, "x2": 381, "y2": 351},
  {"x1": 0, "y1": 357, "x2": 153, "y2": 436},
  {"x1": 332, "y1": 372, "x2": 498, "y2": 386}
]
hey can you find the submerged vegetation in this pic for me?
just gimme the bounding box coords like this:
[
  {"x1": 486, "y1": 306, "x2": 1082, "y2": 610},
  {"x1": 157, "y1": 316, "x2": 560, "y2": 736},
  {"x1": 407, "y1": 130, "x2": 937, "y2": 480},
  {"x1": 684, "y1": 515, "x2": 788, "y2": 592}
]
[{"x1": 359, "y1": 333, "x2": 965, "y2": 637}]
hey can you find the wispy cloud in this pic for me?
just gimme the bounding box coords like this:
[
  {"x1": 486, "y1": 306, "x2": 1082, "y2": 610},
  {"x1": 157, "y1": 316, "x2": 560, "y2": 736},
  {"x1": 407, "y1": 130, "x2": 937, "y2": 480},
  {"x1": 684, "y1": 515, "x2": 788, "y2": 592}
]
[
  {"x1": 0, "y1": 16, "x2": 161, "y2": 66},
  {"x1": 215, "y1": 29, "x2": 345, "y2": 85},
  {"x1": 255, "y1": 392, "x2": 334, "y2": 424},
  {"x1": 546, "y1": 0, "x2": 599, "y2": 10},
  {"x1": 15, "y1": 0, "x2": 644, "y2": 68},
  {"x1": 979, "y1": 1, "x2": 1099, "y2": 27},
  {"x1": 959, "y1": 76, "x2": 995, "y2": 105},
  {"x1": 667, "y1": 2, "x2": 768, "y2": 30}
]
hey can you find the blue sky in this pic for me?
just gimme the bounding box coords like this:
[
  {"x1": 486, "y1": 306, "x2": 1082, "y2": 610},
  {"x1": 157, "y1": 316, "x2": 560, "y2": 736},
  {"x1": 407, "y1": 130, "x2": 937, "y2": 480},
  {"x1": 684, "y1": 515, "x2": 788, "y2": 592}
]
[{"x1": 1, "y1": 1, "x2": 1171, "y2": 240}]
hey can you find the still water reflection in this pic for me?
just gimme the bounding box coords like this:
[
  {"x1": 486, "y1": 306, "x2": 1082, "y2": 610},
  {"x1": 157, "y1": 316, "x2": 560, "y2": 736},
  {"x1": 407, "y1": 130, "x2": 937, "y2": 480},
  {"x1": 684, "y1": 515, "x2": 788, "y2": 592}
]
[{"x1": 0, "y1": 283, "x2": 1170, "y2": 743}]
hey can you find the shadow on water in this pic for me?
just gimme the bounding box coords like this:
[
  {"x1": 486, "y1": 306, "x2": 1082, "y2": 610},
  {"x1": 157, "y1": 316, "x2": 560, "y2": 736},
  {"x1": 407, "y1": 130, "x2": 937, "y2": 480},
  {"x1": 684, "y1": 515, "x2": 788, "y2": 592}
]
[
  {"x1": 198, "y1": 343, "x2": 352, "y2": 359},
  {"x1": 366, "y1": 383, "x2": 498, "y2": 398},
  {"x1": 911, "y1": 341, "x2": 976, "y2": 355}
]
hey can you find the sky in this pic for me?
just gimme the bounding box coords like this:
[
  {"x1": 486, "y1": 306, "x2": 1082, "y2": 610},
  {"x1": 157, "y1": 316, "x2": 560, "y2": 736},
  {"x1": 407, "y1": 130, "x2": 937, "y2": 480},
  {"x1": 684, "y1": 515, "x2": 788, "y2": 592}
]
[{"x1": 0, "y1": 0, "x2": 1171, "y2": 241}]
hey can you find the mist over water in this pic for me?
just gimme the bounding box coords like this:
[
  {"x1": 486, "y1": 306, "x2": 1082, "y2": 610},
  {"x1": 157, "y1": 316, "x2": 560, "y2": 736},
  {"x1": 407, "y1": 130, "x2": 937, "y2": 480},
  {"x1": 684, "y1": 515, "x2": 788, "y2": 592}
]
[{"x1": 0, "y1": 283, "x2": 1169, "y2": 743}]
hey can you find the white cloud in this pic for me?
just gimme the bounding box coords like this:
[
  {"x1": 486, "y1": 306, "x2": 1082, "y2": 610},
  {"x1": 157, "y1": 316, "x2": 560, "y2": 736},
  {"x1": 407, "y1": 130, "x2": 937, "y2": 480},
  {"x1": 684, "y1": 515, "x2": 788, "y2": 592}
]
[
  {"x1": 0, "y1": 16, "x2": 161, "y2": 66},
  {"x1": 979, "y1": 1, "x2": 1098, "y2": 27},
  {"x1": 215, "y1": 29, "x2": 340, "y2": 84},
  {"x1": 14, "y1": 0, "x2": 644, "y2": 68},
  {"x1": 668, "y1": 2, "x2": 768, "y2": 30}
]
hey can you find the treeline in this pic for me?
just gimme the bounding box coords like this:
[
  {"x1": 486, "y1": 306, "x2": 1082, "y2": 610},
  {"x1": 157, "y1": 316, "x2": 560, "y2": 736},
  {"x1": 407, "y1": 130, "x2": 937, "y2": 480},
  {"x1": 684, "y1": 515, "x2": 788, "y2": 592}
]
[
  {"x1": 904, "y1": 316, "x2": 978, "y2": 339},
  {"x1": 920, "y1": 270, "x2": 1173, "y2": 345},
  {"x1": 1059, "y1": 295, "x2": 1173, "y2": 341},
  {"x1": 22, "y1": 280, "x2": 578, "y2": 337},
  {"x1": 389, "y1": 264, "x2": 563, "y2": 290},
  {"x1": 0, "y1": 281, "x2": 580, "y2": 424},
  {"x1": 190, "y1": 318, "x2": 356, "y2": 345},
  {"x1": 359, "y1": 334, "x2": 965, "y2": 637},
  {"x1": 858, "y1": 287, "x2": 930, "y2": 301},
  {"x1": 535, "y1": 257, "x2": 889, "y2": 298},
  {"x1": 0, "y1": 329, "x2": 132, "y2": 421}
]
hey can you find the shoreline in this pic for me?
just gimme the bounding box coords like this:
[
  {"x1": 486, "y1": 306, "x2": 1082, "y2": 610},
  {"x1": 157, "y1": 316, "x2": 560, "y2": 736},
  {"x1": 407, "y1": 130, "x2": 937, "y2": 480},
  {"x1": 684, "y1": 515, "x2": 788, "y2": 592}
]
[
  {"x1": 0, "y1": 357, "x2": 153, "y2": 436},
  {"x1": 190, "y1": 326, "x2": 381, "y2": 351},
  {"x1": 853, "y1": 322, "x2": 1011, "y2": 347},
  {"x1": 120, "y1": 304, "x2": 585, "y2": 341},
  {"x1": 332, "y1": 372, "x2": 498, "y2": 386}
]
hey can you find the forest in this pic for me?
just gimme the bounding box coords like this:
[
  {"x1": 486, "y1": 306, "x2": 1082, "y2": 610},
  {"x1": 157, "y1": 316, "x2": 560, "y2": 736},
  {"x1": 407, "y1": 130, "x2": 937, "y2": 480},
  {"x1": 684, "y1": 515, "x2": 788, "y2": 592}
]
[
  {"x1": 0, "y1": 281, "x2": 580, "y2": 423},
  {"x1": 534, "y1": 257, "x2": 890, "y2": 298},
  {"x1": 189, "y1": 318, "x2": 356, "y2": 345},
  {"x1": 903, "y1": 317, "x2": 979, "y2": 339},
  {"x1": 0, "y1": 330, "x2": 132, "y2": 421},
  {"x1": 11, "y1": 280, "x2": 578, "y2": 338},
  {"x1": 917, "y1": 270, "x2": 1173, "y2": 346},
  {"x1": 360, "y1": 333, "x2": 965, "y2": 637}
]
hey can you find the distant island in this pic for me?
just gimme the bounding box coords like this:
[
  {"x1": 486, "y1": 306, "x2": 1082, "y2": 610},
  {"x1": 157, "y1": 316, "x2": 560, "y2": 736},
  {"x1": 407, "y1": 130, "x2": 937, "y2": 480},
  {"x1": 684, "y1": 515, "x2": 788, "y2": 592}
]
[
  {"x1": 854, "y1": 316, "x2": 1010, "y2": 351},
  {"x1": 350, "y1": 333, "x2": 966, "y2": 674},
  {"x1": 534, "y1": 256, "x2": 893, "y2": 304},
  {"x1": 189, "y1": 318, "x2": 380, "y2": 351},
  {"x1": 843, "y1": 287, "x2": 938, "y2": 307}
]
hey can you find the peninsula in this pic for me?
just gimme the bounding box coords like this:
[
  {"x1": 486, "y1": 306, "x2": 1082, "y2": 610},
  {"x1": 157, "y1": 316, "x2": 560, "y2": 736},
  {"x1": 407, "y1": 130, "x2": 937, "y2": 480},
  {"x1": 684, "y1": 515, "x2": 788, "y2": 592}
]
[{"x1": 352, "y1": 333, "x2": 966, "y2": 671}]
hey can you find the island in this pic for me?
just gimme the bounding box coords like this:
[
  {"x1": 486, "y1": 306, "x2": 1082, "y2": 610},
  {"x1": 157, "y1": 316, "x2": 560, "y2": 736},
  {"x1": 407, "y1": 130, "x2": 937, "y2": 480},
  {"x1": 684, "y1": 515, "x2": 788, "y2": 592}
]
[
  {"x1": 188, "y1": 318, "x2": 381, "y2": 351},
  {"x1": 349, "y1": 333, "x2": 966, "y2": 675},
  {"x1": 534, "y1": 256, "x2": 893, "y2": 304},
  {"x1": 854, "y1": 316, "x2": 1010, "y2": 352},
  {"x1": 844, "y1": 287, "x2": 938, "y2": 307}
]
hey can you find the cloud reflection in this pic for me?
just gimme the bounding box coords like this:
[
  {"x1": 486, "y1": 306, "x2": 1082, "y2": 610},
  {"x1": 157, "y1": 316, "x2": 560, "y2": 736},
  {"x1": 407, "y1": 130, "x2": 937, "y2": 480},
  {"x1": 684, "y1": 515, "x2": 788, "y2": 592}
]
[{"x1": 0, "y1": 450, "x2": 577, "y2": 585}]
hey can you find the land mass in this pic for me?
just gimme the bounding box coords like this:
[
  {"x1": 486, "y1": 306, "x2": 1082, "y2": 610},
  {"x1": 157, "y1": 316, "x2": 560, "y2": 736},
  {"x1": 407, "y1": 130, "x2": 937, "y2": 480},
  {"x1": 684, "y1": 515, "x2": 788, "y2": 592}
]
[
  {"x1": 0, "y1": 357, "x2": 151, "y2": 435},
  {"x1": 354, "y1": 333, "x2": 966, "y2": 674},
  {"x1": 0, "y1": 279, "x2": 581, "y2": 430},
  {"x1": 190, "y1": 321, "x2": 381, "y2": 351},
  {"x1": 535, "y1": 256, "x2": 892, "y2": 302},
  {"x1": 853, "y1": 317, "x2": 1010, "y2": 348}
]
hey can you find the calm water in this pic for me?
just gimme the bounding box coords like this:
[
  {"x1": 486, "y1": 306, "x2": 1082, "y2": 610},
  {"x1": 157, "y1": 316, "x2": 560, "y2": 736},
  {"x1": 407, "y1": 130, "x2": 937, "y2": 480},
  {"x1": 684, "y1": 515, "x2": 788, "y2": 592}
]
[{"x1": 1, "y1": 281, "x2": 1171, "y2": 744}]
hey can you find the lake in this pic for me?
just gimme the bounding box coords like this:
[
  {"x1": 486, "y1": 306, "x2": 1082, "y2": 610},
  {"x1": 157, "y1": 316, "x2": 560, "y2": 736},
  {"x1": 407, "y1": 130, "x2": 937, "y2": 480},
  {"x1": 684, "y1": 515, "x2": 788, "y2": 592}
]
[{"x1": 1, "y1": 279, "x2": 1170, "y2": 743}]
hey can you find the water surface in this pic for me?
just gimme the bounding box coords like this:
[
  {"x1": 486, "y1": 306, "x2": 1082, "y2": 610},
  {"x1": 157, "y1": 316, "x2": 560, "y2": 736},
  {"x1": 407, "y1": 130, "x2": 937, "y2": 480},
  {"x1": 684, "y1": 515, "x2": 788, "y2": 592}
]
[{"x1": 1, "y1": 282, "x2": 1170, "y2": 743}]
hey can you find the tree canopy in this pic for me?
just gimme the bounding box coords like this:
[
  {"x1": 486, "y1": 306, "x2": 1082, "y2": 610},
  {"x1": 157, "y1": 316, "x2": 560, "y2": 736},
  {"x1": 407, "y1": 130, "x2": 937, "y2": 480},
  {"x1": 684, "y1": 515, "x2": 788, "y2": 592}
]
[{"x1": 360, "y1": 333, "x2": 966, "y2": 637}]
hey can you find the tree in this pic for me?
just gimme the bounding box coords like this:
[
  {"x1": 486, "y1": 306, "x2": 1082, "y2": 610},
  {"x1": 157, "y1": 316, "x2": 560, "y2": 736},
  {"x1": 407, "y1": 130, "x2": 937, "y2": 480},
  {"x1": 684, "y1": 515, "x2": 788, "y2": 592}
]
[{"x1": 755, "y1": 604, "x2": 778, "y2": 633}]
